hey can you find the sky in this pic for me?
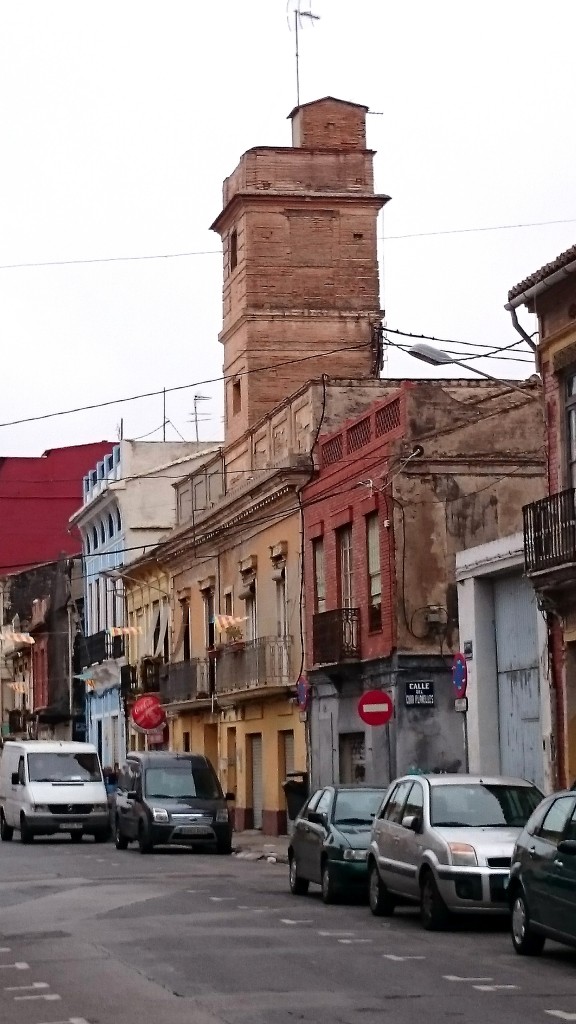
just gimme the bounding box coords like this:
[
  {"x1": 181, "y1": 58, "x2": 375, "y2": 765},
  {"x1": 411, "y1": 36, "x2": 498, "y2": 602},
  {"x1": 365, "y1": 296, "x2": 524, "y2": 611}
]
[{"x1": 1, "y1": 0, "x2": 575, "y2": 457}]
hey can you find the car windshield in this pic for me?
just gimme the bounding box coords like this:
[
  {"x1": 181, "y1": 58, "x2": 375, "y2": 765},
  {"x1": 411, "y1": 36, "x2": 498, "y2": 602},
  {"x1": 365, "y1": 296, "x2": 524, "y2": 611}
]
[
  {"x1": 430, "y1": 783, "x2": 542, "y2": 828},
  {"x1": 333, "y1": 789, "x2": 384, "y2": 825},
  {"x1": 27, "y1": 752, "x2": 102, "y2": 783},
  {"x1": 145, "y1": 765, "x2": 222, "y2": 801}
]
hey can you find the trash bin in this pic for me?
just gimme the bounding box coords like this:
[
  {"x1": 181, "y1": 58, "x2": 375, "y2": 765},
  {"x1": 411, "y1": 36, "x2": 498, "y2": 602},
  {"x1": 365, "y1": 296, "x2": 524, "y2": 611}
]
[{"x1": 282, "y1": 771, "x2": 309, "y2": 822}]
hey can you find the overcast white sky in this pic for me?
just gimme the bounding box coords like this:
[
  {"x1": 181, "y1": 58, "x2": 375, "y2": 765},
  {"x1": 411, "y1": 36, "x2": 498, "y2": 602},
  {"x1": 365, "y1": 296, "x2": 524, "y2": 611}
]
[{"x1": 1, "y1": 0, "x2": 575, "y2": 457}]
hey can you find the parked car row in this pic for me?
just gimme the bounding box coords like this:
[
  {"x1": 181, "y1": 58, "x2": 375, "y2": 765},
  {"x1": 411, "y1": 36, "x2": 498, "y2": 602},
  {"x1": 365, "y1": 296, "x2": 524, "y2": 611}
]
[{"x1": 288, "y1": 774, "x2": 576, "y2": 957}]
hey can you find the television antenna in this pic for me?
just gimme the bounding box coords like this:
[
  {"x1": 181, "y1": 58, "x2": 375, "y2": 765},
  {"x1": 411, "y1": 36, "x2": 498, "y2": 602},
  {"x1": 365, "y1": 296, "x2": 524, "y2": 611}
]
[
  {"x1": 191, "y1": 394, "x2": 211, "y2": 442},
  {"x1": 288, "y1": 2, "x2": 320, "y2": 107}
]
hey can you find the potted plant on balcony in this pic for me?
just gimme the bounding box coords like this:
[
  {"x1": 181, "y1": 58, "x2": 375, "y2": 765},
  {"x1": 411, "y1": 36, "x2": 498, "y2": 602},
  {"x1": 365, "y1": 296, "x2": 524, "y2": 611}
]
[{"x1": 225, "y1": 624, "x2": 245, "y2": 652}]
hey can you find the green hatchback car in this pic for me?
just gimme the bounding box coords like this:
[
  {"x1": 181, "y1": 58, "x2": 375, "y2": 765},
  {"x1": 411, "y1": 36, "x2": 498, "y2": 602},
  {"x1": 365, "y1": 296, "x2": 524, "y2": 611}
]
[
  {"x1": 288, "y1": 785, "x2": 388, "y2": 903},
  {"x1": 508, "y1": 789, "x2": 576, "y2": 955}
]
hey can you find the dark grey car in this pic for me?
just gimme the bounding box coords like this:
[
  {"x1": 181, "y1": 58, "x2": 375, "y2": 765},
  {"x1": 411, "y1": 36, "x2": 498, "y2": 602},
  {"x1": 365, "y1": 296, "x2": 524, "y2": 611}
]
[{"x1": 508, "y1": 790, "x2": 576, "y2": 955}]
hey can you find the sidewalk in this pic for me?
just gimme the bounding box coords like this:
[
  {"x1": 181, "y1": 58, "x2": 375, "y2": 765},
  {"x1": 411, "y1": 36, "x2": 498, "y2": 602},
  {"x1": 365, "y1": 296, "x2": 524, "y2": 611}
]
[{"x1": 232, "y1": 829, "x2": 290, "y2": 864}]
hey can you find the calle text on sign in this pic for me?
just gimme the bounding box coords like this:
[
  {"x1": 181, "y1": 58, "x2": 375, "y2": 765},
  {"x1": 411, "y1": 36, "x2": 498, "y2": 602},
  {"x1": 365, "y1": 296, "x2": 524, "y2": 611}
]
[
  {"x1": 357, "y1": 689, "x2": 394, "y2": 727},
  {"x1": 404, "y1": 680, "x2": 435, "y2": 708}
]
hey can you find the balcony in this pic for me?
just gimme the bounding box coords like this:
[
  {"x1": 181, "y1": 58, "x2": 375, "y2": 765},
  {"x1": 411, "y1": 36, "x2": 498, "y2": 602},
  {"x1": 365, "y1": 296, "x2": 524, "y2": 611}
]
[
  {"x1": 160, "y1": 659, "x2": 210, "y2": 705},
  {"x1": 312, "y1": 608, "x2": 361, "y2": 666},
  {"x1": 524, "y1": 489, "x2": 576, "y2": 575},
  {"x1": 139, "y1": 657, "x2": 162, "y2": 693},
  {"x1": 215, "y1": 637, "x2": 292, "y2": 694},
  {"x1": 79, "y1": 630, "x2": 124, "y2": 669},
  {"x1": 8, "y1": 709, "x2": 26, "y2": 734}
]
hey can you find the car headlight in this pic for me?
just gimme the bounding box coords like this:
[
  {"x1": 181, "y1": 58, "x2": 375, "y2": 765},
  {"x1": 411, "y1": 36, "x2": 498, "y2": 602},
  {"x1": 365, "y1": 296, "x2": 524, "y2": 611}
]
[
  {"x1": 32, "y1": 804, "x2": 49, "y2": 812},
  {"x1": 449, "y1": 842, "x2": 477, "y2": 866},
  {"x1": 343, "y1": 849, "x2": 368, "y2": 862},
  {"x1": 215, "y1": 809, "x2": 229, "y2": 823},
  {"x1": 151, "y1": 807, "x2": 169, "y2": 823}
]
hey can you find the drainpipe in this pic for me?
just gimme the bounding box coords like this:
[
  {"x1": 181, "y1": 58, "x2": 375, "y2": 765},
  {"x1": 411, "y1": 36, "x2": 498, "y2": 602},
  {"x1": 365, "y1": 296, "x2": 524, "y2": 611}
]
[
  {"x1": 505, "y1": 258, "x2": 576, "y2": 357},
  {"x1": 67, "y1": 602, "x2": 74, "y2": 739}
]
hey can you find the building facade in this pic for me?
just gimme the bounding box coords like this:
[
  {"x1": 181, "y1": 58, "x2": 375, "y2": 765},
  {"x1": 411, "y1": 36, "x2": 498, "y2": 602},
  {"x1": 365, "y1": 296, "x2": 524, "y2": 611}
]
[
  {"x1": 142, "y1": 94, "x2": 390, "y2": 833},
  {"x1": 70, "y1": 440, "x2": 218, "y2": 767},
  {"x1": 456, "y1": 534, "x2": 551, "y2": 793},
  {"x1": 303, "y1": 379, "x2": 546, "y2": 789},
  {"x1": 509, "y1": 243, "x2": 576, "y2": 788}
]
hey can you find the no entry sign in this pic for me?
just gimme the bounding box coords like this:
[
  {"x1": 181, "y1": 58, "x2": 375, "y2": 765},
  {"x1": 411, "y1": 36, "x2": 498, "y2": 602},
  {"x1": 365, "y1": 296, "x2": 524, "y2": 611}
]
[{"x1": 358, "y1": 689, "x2": 394, "y2": 726}]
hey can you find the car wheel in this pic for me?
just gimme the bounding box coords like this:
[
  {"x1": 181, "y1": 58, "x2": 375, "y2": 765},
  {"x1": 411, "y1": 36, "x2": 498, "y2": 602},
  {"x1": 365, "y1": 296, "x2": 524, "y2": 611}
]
[
  {"x1": 321, "y1": 862, "x2": 339, "y2": 904},
  {"x1": 70, "y1": 832, "x2": 83, "y2": 843},
  {"x1": 420, "y1": 870, "x2": 449, "y2": 931},
  {"x1": 115, "y1": 819, "x2": 129, "y2": 850},
  {"x1": 0, "y1": 812, "x2": 13, "y2": 842},
  {"x1": 19, "y1": 814, "x2": 34, "y2": 844},
  {"x1": 289, "y1": 854, "x2": 309, "y2": 895},
  {"x1": 368, "y1": 863, "x2": 395, "y2": 916},
  {"x1": 511, "y1": 889, "x2": 546, "y2": 956},
  {"x1": 138, "y1": 821, "x2": 153, "y2": 854}
]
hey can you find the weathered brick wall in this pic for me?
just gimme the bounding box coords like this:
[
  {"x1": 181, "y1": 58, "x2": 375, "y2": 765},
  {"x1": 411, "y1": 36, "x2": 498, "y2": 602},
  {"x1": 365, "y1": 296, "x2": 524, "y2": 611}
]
[{"x1": 290, "y1": 98, "x2": 367, "y2": 150}]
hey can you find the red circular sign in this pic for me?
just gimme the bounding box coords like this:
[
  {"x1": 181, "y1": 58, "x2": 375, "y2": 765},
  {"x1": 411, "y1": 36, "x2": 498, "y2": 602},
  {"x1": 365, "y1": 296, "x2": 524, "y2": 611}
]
[
  {"x1": 452, "y1": 653, "x2": 468, "y2": 699},
  {"x1": 358, "y1": 689, "x2": 394, "y2": 726},
  {"x1": 131, "y1": 694, "x2": 166, "y2": 732}
]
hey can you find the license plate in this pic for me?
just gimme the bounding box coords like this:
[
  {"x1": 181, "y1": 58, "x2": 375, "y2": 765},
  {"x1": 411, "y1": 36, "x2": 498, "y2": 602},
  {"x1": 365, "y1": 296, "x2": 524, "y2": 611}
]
[
  {"x1": 176, "y1": 825, "x2": 210, "y2": 836},
  {"x1": 61, "y1": 823, "x2": 82, "y2": 830}
]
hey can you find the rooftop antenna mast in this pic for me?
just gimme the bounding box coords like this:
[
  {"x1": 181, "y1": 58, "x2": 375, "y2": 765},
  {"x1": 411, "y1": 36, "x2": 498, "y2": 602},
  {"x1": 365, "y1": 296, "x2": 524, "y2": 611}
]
[
  {"x1": 192, "y1": 394, "x2": 211, "y2": 443},
  {"x1": 290, "y1": 2, "x2": 320, "y2": 107}
]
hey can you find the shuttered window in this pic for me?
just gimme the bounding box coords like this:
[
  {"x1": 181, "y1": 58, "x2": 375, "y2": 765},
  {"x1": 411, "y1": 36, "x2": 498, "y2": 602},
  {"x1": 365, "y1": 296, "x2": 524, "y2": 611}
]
[{"x1": 366, "y1": 513, "x2": 382, "y2": 631}]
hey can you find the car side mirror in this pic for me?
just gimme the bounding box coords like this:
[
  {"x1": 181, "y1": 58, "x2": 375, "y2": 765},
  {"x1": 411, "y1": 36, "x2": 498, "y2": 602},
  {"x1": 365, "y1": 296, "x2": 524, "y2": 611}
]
[
  {"x1": 558, "y1": 839, "x2": 576, "y2": 856},
  {"x1": 225, "y1": 792, "x2": 236, "y2": 801},
  {"x1": 401, "y1": 814, "x2": 421, "y2": 833},
  {"x1": 11, "y1": 772, "x2": 19, "y2": 786},
  {"x1": 127, "y1": 790, "x2": 137, "y2": 801},
  {"x1": 308, "y1": 810, "x2": 327, "y2": 827}
]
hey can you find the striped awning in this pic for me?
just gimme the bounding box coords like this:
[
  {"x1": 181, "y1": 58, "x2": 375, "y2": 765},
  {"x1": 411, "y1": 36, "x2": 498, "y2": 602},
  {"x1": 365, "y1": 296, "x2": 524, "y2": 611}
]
[
  {"x1": 214, "y1": 615, "x2": 247, "y2": 633},
  {"x1": 7, "y1": 683, "x2": 27, "y2": 694},
  {"x1": 0, "y1": 632, "x2": 35, "y2": 645},
  {"x1": 107, "y1": 626, "x2": 142, "y2": 637}
]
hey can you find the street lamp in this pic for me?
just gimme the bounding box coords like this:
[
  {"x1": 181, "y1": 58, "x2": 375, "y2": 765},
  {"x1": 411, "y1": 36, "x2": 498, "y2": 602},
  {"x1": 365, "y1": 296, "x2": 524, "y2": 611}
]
[{"x1": 407, "y1": 343, "x2": 537, "y2": 397}]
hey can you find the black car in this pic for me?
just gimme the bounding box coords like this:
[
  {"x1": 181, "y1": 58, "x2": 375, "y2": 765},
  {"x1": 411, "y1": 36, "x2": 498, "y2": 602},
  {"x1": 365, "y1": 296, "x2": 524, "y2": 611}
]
[
  {"x1": 508, "y1": 789, "x2": 576, "y2": 955},
  {"x1": 114, "y1": 751, "x2": 234, "y2": 854},
  {"x1": 288, "y1": 785, "x2": 388, "y2": 903}
]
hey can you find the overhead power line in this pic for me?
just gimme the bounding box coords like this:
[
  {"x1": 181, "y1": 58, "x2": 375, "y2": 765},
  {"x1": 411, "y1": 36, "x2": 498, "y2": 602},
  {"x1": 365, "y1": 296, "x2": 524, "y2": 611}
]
[{"x1": 0, "y1": 217, "x2": 574, "y2": 272}]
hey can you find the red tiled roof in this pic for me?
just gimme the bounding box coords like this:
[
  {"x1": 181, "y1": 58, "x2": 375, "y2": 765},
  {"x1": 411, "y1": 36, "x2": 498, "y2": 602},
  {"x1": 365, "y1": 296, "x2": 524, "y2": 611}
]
[
  {"x1": 508, "y1": 243, "x2": 576, "y2": 302},
  {"x1": 0, "y1": 442, "x2": 114, "y2": 575}
]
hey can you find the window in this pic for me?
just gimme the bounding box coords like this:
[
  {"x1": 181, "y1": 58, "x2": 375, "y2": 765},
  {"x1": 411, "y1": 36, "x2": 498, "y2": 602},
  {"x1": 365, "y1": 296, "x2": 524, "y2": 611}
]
[
  {"x1": 339, "y1": 732, "x2": 365, "y2": 783},
  {"x1": 538, "y1": 797, "x2": 576, "y2": 844},
  {"x1": 108, "y1": 512, "x2": 115, "y2": 537},
  {"x1": 95, "y1": 578, "x2": 101, "y2": 631},
  {"x1": 100, "y1": 520, "x2": 106, "y2": 544},
  {"x1": 232, "y1": 379, "x2": 242, "y2": 415},
  {"x1": 381, "y1": 781, "x2": 412, "y2": 823},
  {"x1": 230, "y1": 228, "x2": 238, "y2": 272},
  {"x1": 312, "y1": 538, "x2": 326, "y2": 613},
  {"x1": 337, "y1": 525, "x2": 353, "y2": 608},
  {"x1": 566, "y1": 373, "x2": 576, "y2": 488},
  {"x1": 17, "y1": 756, "x2": 25, "y2": 785},
  {"x1": 366, "y1": 513, "x2": 382, "y2": 631},
  {"x1": 224, "y1": 591, "x2": 233, "y2": 617},
  {"x1": 92, "y1": 526, "x2": 99, "y2": 549},
  {"x1": 333, "y1": 789, "x2": 382, "y2": 825},
  {"x1": 304, "y1": 789, "x2": 324, "y2": 816},
  {"x1": 27, "y1": 751, "x2": 101, "y2": 783},
  {"x1": 116, "y1": 508, "x2": 122, "y2": 533},
  {"x1": 152, "y1": 600, "x2": 161, "y2": 653},
  {"x1": 430, "y1": 783, "x2": 542, "y2": 828},
  {"x1": 275, "y1": 568, "x2": 287, "y2": 637},
  {"x1": 245, "y1": 589, "x2": 256, "y2": 640},
  {"x1": 203, "y1": 590, "x2": 215, "y2": 650},
  {"x1": 181, "y1": 600, "x2": 191, "y2": 661},
  {"x1": 403, "y1": 783, "x2": 424, "y2": 821},
  {"x1": 144, "y1": 764, "x2": 222, "y2": 801},
  {"x1": 182, "y1": 732, "x2": 191, "y2": 753},
  {"x1": 315, "y1": 789, "x2": 333, "y2": 818}
]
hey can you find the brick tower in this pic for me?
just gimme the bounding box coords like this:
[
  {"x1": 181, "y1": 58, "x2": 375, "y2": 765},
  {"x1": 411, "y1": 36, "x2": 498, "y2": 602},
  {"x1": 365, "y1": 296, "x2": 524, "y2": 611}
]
[{"x1": 211, "y1": 96, "x2": 390, "y2": 445}]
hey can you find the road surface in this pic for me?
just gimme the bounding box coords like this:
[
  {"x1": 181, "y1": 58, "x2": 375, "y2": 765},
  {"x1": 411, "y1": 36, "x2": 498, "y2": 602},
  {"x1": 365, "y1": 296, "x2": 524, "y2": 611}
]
[{"x1": 0, "y1": 836, "x2": 575, "y2": 1024}]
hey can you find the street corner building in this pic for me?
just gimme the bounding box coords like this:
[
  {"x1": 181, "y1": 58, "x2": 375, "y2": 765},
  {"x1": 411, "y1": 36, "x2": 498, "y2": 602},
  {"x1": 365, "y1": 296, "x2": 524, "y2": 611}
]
[
  {"x1": 508, "y1": 243, "x2": 576, "y2": 788},
  {"x1": 303, "y1": 377, "x2": 547, "y2": 789}
]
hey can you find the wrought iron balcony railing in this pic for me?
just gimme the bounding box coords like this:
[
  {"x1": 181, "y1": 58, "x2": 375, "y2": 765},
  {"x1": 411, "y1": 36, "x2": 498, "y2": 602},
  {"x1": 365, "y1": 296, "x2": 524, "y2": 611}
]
[
  {"x1": 215, "y1": 636, "x2": 292, "y2": 694},
  {"x1": 78, "y1": 630, "x2": 124, "y2": 669},
  {"x1": 312, "y1": 608, "x2": 361, "y2": 666},
  {"x1": 523, "y1": 488, "x2": 576, "y2": 573},
  {"x1": 160, "y1": 658, "x2": 210, "y2": 704}
]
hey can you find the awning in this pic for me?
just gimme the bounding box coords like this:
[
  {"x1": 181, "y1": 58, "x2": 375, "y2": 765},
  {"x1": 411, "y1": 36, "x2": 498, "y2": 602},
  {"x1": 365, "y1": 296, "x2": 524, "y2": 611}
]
[
  {"x1": 0, "y1": 631, "x2": 35, "y2": 646},
  {"x1": 154, "y1": 602, "x2": 169, "y2": 658},
  {"x1": 215, "y1": 614, "x2": 247, "y2": 633}
]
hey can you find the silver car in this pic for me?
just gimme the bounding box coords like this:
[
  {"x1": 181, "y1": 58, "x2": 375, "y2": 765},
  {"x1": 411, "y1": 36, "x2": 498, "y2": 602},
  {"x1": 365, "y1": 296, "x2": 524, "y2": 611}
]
[{"x1": 367, "y1": 773, "x2": 542, "y2": 930}]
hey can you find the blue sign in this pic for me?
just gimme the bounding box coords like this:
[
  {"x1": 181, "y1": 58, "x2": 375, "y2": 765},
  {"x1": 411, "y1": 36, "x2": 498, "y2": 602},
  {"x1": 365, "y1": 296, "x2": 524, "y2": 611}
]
[
  {"x1": 452, "y1": 653, "x2": 467, "y2": 699},
  {"x1": 296, "y1": 677, "x2": 310, "y2": 711}
]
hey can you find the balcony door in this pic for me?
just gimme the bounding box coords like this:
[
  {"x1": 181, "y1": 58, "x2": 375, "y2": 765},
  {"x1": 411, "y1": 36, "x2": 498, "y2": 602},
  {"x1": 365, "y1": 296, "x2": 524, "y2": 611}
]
[{"x1": 337, "y1": 525, "x2": 354, "y2": 608}]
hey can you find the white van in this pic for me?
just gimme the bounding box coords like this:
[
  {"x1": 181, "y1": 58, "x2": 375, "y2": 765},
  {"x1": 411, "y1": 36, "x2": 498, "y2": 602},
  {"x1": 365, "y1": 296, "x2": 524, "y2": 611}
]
[{"x1": 0, "y1": 740, "x2": 110, "y2": 844}]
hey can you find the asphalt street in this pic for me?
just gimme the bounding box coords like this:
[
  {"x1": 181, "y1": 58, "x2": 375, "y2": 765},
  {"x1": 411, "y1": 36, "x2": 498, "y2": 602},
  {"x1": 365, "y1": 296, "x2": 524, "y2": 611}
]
[{"x1": 0, "y1": 837, "x2": 575, "y2": 1024}]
